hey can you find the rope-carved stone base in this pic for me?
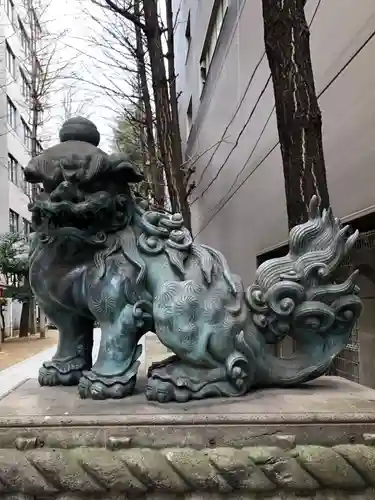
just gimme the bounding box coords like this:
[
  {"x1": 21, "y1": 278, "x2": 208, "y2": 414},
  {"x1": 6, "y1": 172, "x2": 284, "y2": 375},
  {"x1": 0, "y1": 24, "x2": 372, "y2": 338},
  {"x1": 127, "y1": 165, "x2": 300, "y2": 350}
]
[
  {"x1": 1, "y1": 445, "x2": 375, "y2": 498},
  {"x1": 5, "y1": 492, "x2": 375, "y2": 500},
  {"x1": 2, "y1": 377, "x2": 375, "y2": 499}
]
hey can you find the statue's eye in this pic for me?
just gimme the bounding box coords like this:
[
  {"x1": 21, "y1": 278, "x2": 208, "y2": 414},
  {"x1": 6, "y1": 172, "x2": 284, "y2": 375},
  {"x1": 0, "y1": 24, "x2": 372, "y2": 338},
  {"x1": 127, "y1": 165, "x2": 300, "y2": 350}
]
[
  {"x1": 43, "y1": 180, "x2": 59, "y2": 194},
  {"x1": 79, "y1": 180, "x2": 102, "y2": 193}
]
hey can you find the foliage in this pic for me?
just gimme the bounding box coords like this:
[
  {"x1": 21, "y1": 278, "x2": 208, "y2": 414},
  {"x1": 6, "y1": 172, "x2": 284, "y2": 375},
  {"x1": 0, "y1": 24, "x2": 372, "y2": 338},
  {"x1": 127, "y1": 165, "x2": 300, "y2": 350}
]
[
  {"x1": 112, "y1": 112, "x2": 151, "y2": 200},
  {"x1": 0, "y1": 232, "x2": 34, "y2": 338},
  {"x1": 113, "y1": 112, "x2": 144, "y2": 167},
  {"x1": 0, "y1": 231, "x2": 31, "y2": 300},
  {"x1": 0, "y1": 232, "x2": 29, "y2": 281}
]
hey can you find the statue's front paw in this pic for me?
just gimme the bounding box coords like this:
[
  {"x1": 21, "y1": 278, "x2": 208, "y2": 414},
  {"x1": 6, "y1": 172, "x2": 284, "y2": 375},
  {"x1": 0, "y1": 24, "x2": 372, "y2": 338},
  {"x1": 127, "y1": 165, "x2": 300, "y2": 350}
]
[
  {"x1": 78, "y1": 370, "x2": 137, "y2": 400},
  {"x1": 38, "y1": 358, "x2": 87, "y2": 387}
]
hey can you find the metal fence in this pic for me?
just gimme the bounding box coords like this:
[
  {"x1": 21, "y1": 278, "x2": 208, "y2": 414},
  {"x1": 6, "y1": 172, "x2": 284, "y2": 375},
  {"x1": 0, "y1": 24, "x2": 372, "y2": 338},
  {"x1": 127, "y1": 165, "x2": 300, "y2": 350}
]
[
  {"x1": 331, "y1": 324, "x2": 360, "y2": 383},
  {"x1": 257, "y1": 229, "x2": 375, "y2": 384},
  {"x1": 330, "y1": 229, "x2": 375, "y2": 383}
]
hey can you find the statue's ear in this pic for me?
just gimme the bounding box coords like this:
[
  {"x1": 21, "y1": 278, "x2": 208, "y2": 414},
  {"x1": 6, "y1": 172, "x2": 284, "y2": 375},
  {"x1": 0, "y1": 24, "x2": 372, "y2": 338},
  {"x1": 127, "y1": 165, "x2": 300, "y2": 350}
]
[
  {"x1": 24, "y1": 157, "x2": 44, "y2": 183},
  {"x1": 108, "y1": 154, "x2": 144, "y2": 183}
]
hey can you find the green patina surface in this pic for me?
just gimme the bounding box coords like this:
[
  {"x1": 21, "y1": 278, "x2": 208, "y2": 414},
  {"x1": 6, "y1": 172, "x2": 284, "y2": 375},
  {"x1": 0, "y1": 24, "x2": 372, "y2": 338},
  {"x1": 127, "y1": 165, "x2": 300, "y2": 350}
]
[{"x1": 20, "y1": 117, "x2": 362, "y2": 403}]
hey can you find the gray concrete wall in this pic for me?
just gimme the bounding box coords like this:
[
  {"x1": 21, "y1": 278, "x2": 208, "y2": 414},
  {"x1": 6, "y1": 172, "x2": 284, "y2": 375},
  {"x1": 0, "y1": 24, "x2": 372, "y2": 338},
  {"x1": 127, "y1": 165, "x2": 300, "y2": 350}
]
[{"x1": 173, "y1": 0, "x2": 375, "y2": 287}]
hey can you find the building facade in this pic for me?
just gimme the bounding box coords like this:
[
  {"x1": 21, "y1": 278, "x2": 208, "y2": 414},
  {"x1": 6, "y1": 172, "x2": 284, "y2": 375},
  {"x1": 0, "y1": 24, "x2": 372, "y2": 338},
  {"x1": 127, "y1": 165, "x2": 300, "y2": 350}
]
[
  {"x1": 173, "y1": 0, "x2": 375, "y2": 386},
  {"x1": 0, "y1": 0, "x2": 42, "y2": 332}
]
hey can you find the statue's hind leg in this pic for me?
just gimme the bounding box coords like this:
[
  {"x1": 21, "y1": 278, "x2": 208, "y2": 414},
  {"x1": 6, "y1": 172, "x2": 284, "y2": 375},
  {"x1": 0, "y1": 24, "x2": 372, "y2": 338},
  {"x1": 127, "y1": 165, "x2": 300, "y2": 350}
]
[
  {"x1": 78, "y1": 305, "x2": 144, "y2": 400},
  {"x1": 38, "y1": 306, "x2": 94, "y2": 387}
]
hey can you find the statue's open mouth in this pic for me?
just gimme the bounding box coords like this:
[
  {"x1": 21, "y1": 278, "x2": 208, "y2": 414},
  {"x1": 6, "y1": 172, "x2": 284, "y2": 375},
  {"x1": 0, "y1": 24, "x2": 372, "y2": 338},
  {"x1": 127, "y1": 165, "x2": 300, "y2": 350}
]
[{"x1": 29, "y1": 191, "x2": 132, "y2": 234}]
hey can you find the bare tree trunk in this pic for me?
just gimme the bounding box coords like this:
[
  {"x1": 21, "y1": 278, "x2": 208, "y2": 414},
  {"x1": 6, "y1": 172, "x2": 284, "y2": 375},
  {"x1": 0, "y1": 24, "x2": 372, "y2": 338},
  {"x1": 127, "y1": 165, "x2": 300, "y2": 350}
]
[
  {"x1": 262, "y1": 0, "x2": 330, "y2": 229},
  {"x1": 165, "y1": 0, "x2": 191, "y2": 230},
  {"x1": 29, "y1": 0, "x2": 40, "y2": 337},
  {"x1": 29, "y1": 0, "x2": 39, "y2": 199},
  {"x1": 19, "y1": 301, "x2": 30, "y2": 337},
  {"x1": 0, "y1": 304, "x2": 5, "y2": 345},
  {"x1": 134, "y1": 0, "x2": 165, "y2": 207},
  {"x1": 29, "y1": 297, "x2": 37, "y2": 335},
  {"x1": 143, "y1": 0, "x2": 180, "y2": 212},
  {"x1": 39, "y1": 310, "x2": 46, "y2": 337}
]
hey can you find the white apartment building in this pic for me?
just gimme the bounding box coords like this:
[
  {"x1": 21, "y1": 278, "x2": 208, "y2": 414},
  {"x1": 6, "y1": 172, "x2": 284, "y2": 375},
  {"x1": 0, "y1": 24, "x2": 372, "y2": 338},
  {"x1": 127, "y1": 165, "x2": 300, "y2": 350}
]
[
  {"x1": 0, "y1": 0, "x2": 43, "y2": 235},
  {"x1": 0, "y1": 0, "x2": 43, "y2": 332}
]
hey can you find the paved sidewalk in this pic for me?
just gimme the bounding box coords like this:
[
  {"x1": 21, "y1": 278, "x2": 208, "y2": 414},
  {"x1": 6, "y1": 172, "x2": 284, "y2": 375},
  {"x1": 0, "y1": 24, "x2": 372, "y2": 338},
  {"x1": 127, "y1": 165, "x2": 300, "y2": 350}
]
[
  {"x1": 0, "y1": 330, "x2": 59, "y2": 371},
  {"x1": 0, "y1": 329, "x2": 101, "y2": 398}
]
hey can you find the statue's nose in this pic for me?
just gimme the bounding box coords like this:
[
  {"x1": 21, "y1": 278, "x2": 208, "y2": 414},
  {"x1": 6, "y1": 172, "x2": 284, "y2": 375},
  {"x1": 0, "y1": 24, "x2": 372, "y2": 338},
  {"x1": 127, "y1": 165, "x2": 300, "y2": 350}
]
[{"x1": 50, "y1": 181, "x2": 82, "y2": 202}]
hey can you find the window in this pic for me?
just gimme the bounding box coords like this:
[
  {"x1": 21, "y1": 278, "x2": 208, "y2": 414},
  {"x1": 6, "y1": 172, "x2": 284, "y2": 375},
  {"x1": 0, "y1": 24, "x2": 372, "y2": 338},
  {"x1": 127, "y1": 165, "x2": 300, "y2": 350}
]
[
  {"x1": 200, "y1": 0, "x2": 229, "y2": 89},
  {"x1": 5, "y1": 42, "x2": 16, "y2": 79},
  {"x1": 6, "y1": 0, "x2": 15, "y2": 27},
  {"x1": 9, "y1": 210, "x2": 19, "y2": 233},
  {"x1": 185, "y1": 12, "x2": 191, "y2": 61},
  {"x1": 19, "y1": 166, "x2": 27, "y2": 192},
  {"x1": 21, "y1": 118, "x2": 31, "y2": 150},
  {"x1": 20, "y1": 70, "x2": 31, "y2": 101},
  {"x1": 7, "y1": 97, "x2": 17, "y2": 129},
  {"x1": 19, "y1": 21, "x2": 30, "y2": 59},
  {"x1": 8, "y1": 154, "x2": 18, "y2": 185},
  {"x1": 23, "y1": 218, "x2": 30, "y2": 237},
  {"x1": 25, "y1": 181, "x2": 32, "y2": 197},
  {"x1": 186, "y1": 97, "x2": 193, "y2": 138}
]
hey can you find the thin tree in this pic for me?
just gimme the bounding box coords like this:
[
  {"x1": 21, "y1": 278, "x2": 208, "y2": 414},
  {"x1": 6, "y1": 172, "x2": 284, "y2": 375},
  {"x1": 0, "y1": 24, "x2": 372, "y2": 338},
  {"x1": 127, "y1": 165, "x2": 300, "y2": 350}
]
[
  {"x1": 262, "y1": 0, "x2": 330, "y2": 228},
  {"x1": 21, "y1": 0, "x2": 70, "y2": 167},
  {"x1": 60, "y1": 83, "x2": 94, "y2": 123},
  {"x1": 113, "y1": 109, "x2": 152, "y2": 200},
  {"x1": 73, "y1": 2, "x2": 165, "y2": 207},
  {"x1": 134, "y1": 0, "x2": 165, "y2": 207},
  {"x1": 88, "y1": 0, "x2": 191, "y2": 227}
]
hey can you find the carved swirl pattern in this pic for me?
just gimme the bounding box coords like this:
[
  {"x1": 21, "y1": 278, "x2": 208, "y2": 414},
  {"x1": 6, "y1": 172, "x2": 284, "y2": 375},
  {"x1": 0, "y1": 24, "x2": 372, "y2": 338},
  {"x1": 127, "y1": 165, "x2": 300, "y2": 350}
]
[
  {"x1": 1, "y1": 445, "x2": 375, "y2": 496},
  {"x1": 136, "y1": 206, "x2": 192, "y2": 256}
]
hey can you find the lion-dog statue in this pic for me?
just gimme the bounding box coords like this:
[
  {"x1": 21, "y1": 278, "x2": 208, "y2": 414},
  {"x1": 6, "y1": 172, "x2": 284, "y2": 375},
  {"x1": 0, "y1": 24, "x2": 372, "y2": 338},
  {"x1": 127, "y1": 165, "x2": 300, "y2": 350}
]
[{"x1": 24, "y1": 117, "x2": 362, "y2": 401}]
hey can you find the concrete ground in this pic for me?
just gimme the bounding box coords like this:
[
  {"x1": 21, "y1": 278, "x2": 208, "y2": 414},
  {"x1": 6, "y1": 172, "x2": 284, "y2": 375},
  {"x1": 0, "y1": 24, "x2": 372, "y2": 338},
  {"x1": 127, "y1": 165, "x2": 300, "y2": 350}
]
[{"x1": 0, "y1": 330, "x2": 170, "y2": 398}]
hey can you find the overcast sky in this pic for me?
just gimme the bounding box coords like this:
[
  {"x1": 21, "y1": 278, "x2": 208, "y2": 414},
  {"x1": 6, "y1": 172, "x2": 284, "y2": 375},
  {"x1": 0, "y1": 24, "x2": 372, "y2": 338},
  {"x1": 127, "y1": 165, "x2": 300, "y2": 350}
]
[{"x1": 45, "y1": 0, "x2": 123, "y2": 150}]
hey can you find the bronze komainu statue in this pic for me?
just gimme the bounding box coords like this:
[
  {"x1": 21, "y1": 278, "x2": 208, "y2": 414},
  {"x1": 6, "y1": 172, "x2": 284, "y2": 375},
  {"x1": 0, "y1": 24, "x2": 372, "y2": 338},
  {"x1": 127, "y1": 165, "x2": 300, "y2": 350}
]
[{"x1": 24, "y1": 117, "x2": 362, "y2": 401}]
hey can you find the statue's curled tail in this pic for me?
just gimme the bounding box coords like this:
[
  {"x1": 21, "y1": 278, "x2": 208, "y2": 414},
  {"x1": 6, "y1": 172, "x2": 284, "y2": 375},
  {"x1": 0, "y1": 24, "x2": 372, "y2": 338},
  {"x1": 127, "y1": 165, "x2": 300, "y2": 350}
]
[{"x1": 243, "y1": 195, "x2": 362, "y2": 387}]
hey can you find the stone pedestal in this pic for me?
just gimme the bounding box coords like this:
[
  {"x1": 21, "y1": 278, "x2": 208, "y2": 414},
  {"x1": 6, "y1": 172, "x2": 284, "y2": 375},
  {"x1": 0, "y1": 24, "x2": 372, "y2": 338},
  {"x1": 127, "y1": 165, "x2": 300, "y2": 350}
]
[{"x1": 1, "y1": 376, "x2": 375, "y2": 499}]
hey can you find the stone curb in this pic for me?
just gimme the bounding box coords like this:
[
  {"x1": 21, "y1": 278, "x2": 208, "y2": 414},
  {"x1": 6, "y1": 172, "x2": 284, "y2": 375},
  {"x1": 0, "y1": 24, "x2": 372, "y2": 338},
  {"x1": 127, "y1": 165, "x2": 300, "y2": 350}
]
[{"x1": 1, "y1": 445, "x2": 375, "y2": 496}]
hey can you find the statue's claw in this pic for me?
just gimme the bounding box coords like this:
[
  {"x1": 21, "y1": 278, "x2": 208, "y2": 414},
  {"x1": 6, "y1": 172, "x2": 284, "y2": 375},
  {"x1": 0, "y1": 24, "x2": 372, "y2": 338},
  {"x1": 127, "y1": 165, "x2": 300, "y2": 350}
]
[
  {"x1": 145, "y1": 356, "x2": 245, "y2": 403},
  {"x1": 77, "y1": 370, "x2": 137, "y2": 400},
  {"x1": 145, "y1": 378, "x2": 191, "y2": 403},
  {"x1": 38, "y1": 358, "x2": 88, "y2": 387}
]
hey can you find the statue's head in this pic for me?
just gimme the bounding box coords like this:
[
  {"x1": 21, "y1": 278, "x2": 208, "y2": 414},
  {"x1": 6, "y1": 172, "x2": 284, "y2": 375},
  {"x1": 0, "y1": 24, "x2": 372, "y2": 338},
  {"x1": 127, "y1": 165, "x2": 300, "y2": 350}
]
[{"x1": 24, "y1": 117, "x2": 144, "y2": 235}]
